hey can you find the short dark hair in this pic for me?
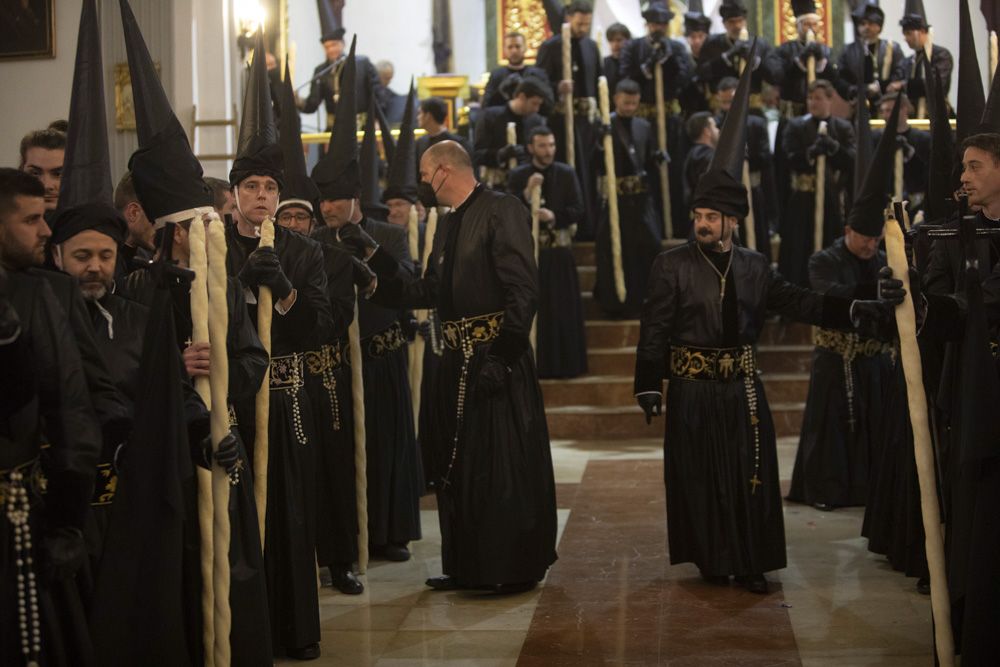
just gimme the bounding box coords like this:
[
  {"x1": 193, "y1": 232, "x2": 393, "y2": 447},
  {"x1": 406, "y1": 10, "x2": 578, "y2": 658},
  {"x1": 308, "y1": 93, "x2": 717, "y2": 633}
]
[
  {"x1": 606, "y1": 23, "x2": 631, "y2": 41},
  {"x1": 503, "y1": 31, "x2": 525, "y2": 42},
  {"x1": 686, "y1": 111, "x2": 715, "y2": 142},
  {"x1": 113, "y1": 171, "x2": 137, "y2": 211},
  {"x1": 566, "y1": 1, "x2": 594, "y2": 16},
  {"x1": 47, "y1": 119, "x2": 69, "y2": 133},
  {"x1": 717, "y1": 76, "x2": 739, "y2": 93},
  {"x1": 962, "y1": 133, "x2": 1000, "y2": 165},
  {"x1": 420, "y1": 97, "x2": 449, "y2": 124},
  {"x1": 204, "y1": 176, "x2": 233, "y2": 210},
  {"x1": 808, "y1": 79, "x2": 834, "y2": 97},
  {"x1": 0, "y1": 168, "x2": 45, "y2": 219},
  {"x1": 528, "y1": 126, "x2": 555, "y2": 143},
  {"x1": 514, "y1": 77, "x2": 552, "y2": 102},
  {"x1": 615, "y1": 78, "x2": 641, "y2": 96},
  {"x1": 19, "y1": 128, "x2": 66, "y2": 168}
]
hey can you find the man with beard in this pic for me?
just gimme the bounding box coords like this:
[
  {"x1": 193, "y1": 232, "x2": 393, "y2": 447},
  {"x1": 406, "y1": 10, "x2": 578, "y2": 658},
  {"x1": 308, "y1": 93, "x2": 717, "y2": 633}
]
[
  {"x1": 338, "y1": 139, "x2": 558, "y2": 594},
  {"x1": 507, "y1": 126, "x2": 588, "y2": 378},
  {"x1": 18, "y1": 127, "x2": 65, "y2": 215},
  {"x1": 778, "y1": 80, "x2": 855, "y2": 287},
  {"x1": 633, "y1": 57, "x2": 882, "y2": 593},
  {"x1": 112, "y1": 171, "x2": 155, "y2": 275},
  {"x1": 473, "y1": 78, "x2": 549, "y2": 190},
  {"x1": 483, "y1": 32, "x2": 548, "y2": 108},
  {"x1": 834, "y1": 1, "x2": 903, "y2": 109},
  {"x1": 593, "y1": 79, "x2": 664, "y2": 318}
]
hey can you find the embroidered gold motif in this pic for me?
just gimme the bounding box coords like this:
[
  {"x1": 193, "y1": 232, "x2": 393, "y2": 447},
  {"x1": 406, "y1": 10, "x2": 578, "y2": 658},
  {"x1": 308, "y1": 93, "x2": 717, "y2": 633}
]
[{"x1": 363, "y1": 322, "x2": 406, "y2": 358}]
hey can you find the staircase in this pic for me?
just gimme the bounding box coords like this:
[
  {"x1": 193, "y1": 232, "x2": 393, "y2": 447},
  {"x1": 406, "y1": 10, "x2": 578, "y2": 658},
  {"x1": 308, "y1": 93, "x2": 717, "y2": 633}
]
[{"x1": 542, "y1": 242, "x2": 815, "y2": 440}]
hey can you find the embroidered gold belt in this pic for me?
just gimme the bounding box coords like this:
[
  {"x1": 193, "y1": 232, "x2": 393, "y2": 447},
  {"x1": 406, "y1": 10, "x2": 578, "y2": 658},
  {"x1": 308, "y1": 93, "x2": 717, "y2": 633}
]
[
  {"x1": 270, "y1": 353, "x2": 305, "y2": 390},
  {"x1": 636, "y1": 100, "x2": 682, "y2": 118},
  {"x1": 441, "y1": 311, "x2": 504, "y2": 353},
  {"x1": 670, "y1": 344, "x2": 756, "y2": 382},
  {"x1": 790, "y1": 173, "x2": 817, "y2": 192},
  {"x1": 362, "y1": 322, "x2": 405, "y2": 359},
  {"x1": 305, "y1": 341, "x2": 346, "y2": 375},
  {"x1": 599, "y1": 174, "x2": 647, "y2": 196},
  {"x1": 555, "y1": 96, "x2": 598, "y2": 118},
  {"x1": 814, "y1": 328, "x2": 896, "y2": 359}
]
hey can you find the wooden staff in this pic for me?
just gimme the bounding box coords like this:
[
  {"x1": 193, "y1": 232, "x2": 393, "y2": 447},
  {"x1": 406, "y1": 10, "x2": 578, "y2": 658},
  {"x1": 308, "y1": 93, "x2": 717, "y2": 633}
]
[
  {"x1": 562, "y1": 22, "x2": 576, "y2": 168},
  {"x1": 737, "y1": 28, "x2": 757, "y2": 252},
  {"x1": 207, "y1": 216, "x2": 232, "y2": 667},
  {"x1": 599, "y1": 75, "x2": 627, "y2": 303},
  {"x1": 883, "y1": 208, "x2": 954, "y2": 667},
  {"x1": 881, "y1": 41, "x2": 894, "y2": 84},
  {"x1": 406, "y1": 205, "x2": 424, "y2": 423},
  {"x1": 894, "y1": 147, "x2": 905, "y2": 201},
  {"x1": 253, "y1": 217, "x2": 274, "y2": 542},
  {"x1": 506, "y1": 122, "x2": 518, "y2": 172},
  {"x1": 654, "y1": 60, "x2": 672, "y2": 239},
  {"x1": 992, "y1": 31, "x2": 998, "y2": 80},
  {"x1": 348, "y1": 287, "x2": 369, "y2": 573},
  {"x1": 814, "y1": 120, "x2": 828, "y2": 253},
  {"x1": 188, "y1": 216, "x2": 215, "y2": 667},
  {"x1": 529, "y1": 181, "x2": 541, "y2": 352},
  {"x1": 806, "y1": 29, "x2": 816, "y2": 84}
]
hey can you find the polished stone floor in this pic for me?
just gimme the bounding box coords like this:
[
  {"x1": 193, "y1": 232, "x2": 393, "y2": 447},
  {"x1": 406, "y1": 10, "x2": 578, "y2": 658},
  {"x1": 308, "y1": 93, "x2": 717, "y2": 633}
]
[{"x1": 281, "y1": 437, "x2": 933, "y2": 666}]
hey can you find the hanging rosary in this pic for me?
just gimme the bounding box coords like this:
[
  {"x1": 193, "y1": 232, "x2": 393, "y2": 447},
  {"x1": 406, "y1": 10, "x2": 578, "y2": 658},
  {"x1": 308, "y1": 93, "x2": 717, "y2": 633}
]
[{"x1": 696, "y1": 243, "x2": 733, "y2": 310}]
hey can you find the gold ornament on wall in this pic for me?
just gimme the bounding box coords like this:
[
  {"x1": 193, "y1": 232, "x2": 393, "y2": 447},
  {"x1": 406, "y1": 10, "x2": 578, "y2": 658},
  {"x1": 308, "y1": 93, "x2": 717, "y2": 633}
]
[
  {"x1": 114, "y1": 62, "x2": 160, "y2": 131},
  {"x1": 775, "y1": 0, "x2": 831, "y2": 44},
  {"x1": 498, "y1": 0, "x2": 551, "y2": 64}
]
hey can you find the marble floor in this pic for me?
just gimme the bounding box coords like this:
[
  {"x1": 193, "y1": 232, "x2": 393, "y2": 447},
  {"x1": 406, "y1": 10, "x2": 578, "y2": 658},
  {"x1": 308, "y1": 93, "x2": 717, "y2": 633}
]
[{"x1": 281, "y1": 437, "x2": 933, "y2": 666}]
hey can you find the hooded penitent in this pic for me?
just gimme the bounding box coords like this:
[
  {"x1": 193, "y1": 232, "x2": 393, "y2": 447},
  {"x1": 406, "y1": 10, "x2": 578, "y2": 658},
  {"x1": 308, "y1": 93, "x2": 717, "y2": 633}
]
[
  {"x1": 690, "y1": 38, "x2": 757, "y2": 219},
  {"x1": 360, "y1": 93, "x2": 388, "y2": 218},
  {"x1": 899, "y1": 0, "x2": 928, "y2": 30},
  {"x1": 684, "y1": 0, "x2": 711, "y2": 34},
  {"x1": 956, "y1": 0, "x2": 986, "y2": 145},
  {"x1": 277, "y1": 61, "x2": 321, "y2": 215},
  {"x1": 844, "y1": 93, "x2": 902, "y2": 237},
  {"x1": 926, "y1": 67, "x2": 955, "y2": 221},
  {"x1": 853, "y1": 64, "x2": 874, "y2": 202},
  {"x1": 381, "y1": 79, "x2": 417, "y2": 204},
  {"x1": 229, "y1": 29, "x2": 284, "y2": 189},
  {"x1": 312, "y1": 35, "x2": 359, "y2": 202},
  {"x1": 51, "y1": 0, "x2": 126, "y2": 246},
  {"x1": 120, "y1": 0, "x2": 213, "y2": 226}
]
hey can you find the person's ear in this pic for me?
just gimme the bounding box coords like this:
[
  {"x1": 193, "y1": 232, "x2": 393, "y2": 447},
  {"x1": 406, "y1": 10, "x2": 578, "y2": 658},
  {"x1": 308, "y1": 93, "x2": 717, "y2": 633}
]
[{"x1": 52, "y1": 244, "x2": 63, "y2": 270}]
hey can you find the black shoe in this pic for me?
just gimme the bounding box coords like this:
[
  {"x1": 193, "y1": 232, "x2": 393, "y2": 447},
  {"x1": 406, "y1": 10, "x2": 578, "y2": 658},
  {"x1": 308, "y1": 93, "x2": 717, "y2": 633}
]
[
  {"x1": 700, "y1": 571, "x2": 730, "y2": 586},
  {"x1": 491, "y1": 581, "x2": 537, "y2": 595},
  {"x1": 329, "y1": 567, "x2": 364, "y2": 595},
  {"x1": 426, "y1": 575, "x2": 464, "y2": 591},
  {"x1": 287, "y1": 643, "x2": 321, "y2": 660},
  {"x1": 382, "y1": 542, "x2": 411, "y2": 562},
  {"x1": 812, "y1": 502, "x2": 836, "y2": 512},
  {"x1": 916, "y1": 577, "x2": 931, "y2": 595},
  {"x1": 735, "y1": 574, "x2": 769, "y2": 594}
]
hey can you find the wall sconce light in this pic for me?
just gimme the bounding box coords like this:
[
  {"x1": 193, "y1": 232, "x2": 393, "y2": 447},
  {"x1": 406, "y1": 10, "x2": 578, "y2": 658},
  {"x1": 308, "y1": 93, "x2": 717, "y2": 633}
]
[{"x1": 235, "y1": 0, "x2": 266, "y2": 61}]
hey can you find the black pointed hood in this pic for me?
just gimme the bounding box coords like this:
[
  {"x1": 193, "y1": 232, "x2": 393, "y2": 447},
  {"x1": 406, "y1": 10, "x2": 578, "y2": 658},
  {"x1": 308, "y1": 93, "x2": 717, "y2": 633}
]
[
  {"x1": 926, "y1": 67, "x2": 955, "y2": 222},
  {"x1": 846, "y1": 94, "x2": 902, "y2": 237},
  {"x1": 543, "y1": 0, "x2": 564, "y2": 32},
  {"x1": 312, "y1": 35, "x2": 359, "y2": 201},
  {"x1": 978, "y1": 59, "x2": 1000, "y2": 133},
  {"x1": 791, "y1": 0, "x2": 817, "y2": 17},
  {"x1": 317, "y1": 0, "x2": 345, "y2": 42},
  {"x1": 51, "y1": 0, "x2": 125, "y2": 246},
  {"x1": 899, "y1": 0, "x2": 928, "y2": 30},
  {"x1": 690, "y1": 38, "x2": 757, "y2": 219},
  {"x1": 684, "y1": 0, "x2": 711, "y2": 33},
  {"x1": 382, "y1": 80, "x2": 417, "y2": 204},
  {"x1": 957, "y1": 0, "x2": 986, "y2": 145},
  {"x1": 372, "y1": 97, "x2": 396, "y2": 167},
  {"x1": 277, "y1": 62, "x2": 320, "y2": 215},
  {"x1": 230, "y1": 30, "x2": 284, "y2": 188},
  {"x1": 360, "y1": 93, "x2": 387, "y2": 218},
  {"x1": 853, "y1": 68, "x2": 874, "y2": 199},
  {"x1": 120, "y1": 0, "x2": 213, "y2": 226}
]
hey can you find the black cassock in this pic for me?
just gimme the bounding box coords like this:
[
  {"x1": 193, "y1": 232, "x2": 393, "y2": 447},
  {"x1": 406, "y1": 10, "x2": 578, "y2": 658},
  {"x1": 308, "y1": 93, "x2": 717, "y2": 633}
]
[
  {"x1": 695, "y1": 34, "x2": 782, "y2": 102},
  {"x1": 834, "y1": 39, "x2": 904, "y2": 107},
  {"x1": 368, "y1": 185, "x2": 558, "y2": 586},
  {"x1": 716, "y1": 110, "x2": 777, "y2": 257},
  {"x1": 3, "y1": 270, "x2": 101, "y2": 666},
  {"x1": 871, "y1": 127, "x2": 931, "y2": 216},
  {"x1": 300, "y1": 53, "x2": 383, "y2": 124},
  {"x1": 787, "y1": 239, "x2": 894, "y2": 509},
  {"x1": 303, "y1": 238, "x2": 361, "y2": 570},
  {"x1": 683, "y1": 142, "x2": 714, "y2": 211},
  {"x1": 317, "y1": 219, "x2": 423, "y2": 551},
  {"x1": 634, "y1": 243, "x2": 854, "y2": 576},
  {"x1": 536, "y1": 33, "x2": 602, "y2": 240},
  {"x1": 472, "y1": 105, "x2": 545, "y2": 189},
  {"x1": 126, "y1": 268, "x2": 273, "y2": 665},
  {"x1": 225, "y1": 223, "x2": 332, "y2": 654},
  {"x1": 508, "y1": 161, "x2": 588, "y2": 379},
  {"x1": 594, "y1": 113, "x2": 663, "y2": 318},
  {"x1": 482, "y1": 64, "x2": 549, "y2": 108},
  {"x1": 778, "y1": 114, "x2": 855, "y2": 287}
]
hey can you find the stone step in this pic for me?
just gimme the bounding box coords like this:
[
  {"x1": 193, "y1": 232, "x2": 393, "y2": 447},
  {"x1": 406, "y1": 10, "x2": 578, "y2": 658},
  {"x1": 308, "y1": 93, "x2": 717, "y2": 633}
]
[
  {"x1": 571, "y1": 238, "x2": 685, "y2": 268},
  {"x1": 585, "y1": 344, "x2": 814, "y2": 376},
  {"x1": 540, "y1": 373, "x2": 810, "y2": 408},
  {"x1": 546, "y1": 402, "x2": 806, "y2": 440},
  {"x1": 583, "y1": 319, "x2": 814, "y2": 348}
]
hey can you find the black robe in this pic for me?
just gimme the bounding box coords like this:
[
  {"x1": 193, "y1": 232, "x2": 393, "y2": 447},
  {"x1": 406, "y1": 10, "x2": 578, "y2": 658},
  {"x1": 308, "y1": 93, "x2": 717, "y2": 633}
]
[
  {"x1": 594, "y1": 113, "x2": 663, "y2": 318},
  {"x1": 224, "y1": 222, "x2": 332, "y2": 654},
  {"x1": 787, "y1": 239, "x2": 892, "y2": 508},
  {"x1": 482, "y1": 64, "x2": 549, "y2": 107},
  {"x1": 871, "y1": 126, "x2": 931, "y2": 215},
  {"x1": 508, "y1": 160, "x2": 588, "y2": 378},
  {"x1": 634, "y1": 242, "x2": 855, "y2": 576},
  {"x1": 473, "y1": 104, "x2": 545, "y2": 188},
  {"x1": 316, "y1": 219, "x2": 423, "y2": 550},
  {"x1": 695, "y1": 34, "x2": 782, "y2": 101},
  {"x1": 3, "y1": 270, "x2": 101, "y2": 667},
  {"x1": 678, "y1": 49, "x2": 712, "y2": 117},
  {"x1": 716, "y1": 110, "x2": 778, "y2": 257},
  {"x1": 777, "y1": 114, "x2": 856, "y2": 287},
  {"x1": 301, "y1": 53, "x2": 383, "y2": 122},
  {"x1": 834, "y1": 39, "x2": 904, "y2": 105},
  {"x1": 892, "y1": 44, "x2": 954, "y2": 111},
  {"x1": 367, "y1": 185, "x2": 558, "y2": 586}
]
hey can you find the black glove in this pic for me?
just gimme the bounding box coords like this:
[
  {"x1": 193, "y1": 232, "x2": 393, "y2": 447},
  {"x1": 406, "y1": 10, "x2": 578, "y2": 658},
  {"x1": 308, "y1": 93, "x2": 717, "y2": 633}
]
[
  {"x1": 800, "y1": 41, "x2": 827, "y2": 62},
  {"x1": 0, "y1": 265, "x2": 20, "y2": 342},
  {"x1": 726, "y1": 40, "x2": 751, "y2": 62},
  {"x1": 594, "y1": 123, "x2": 613, "y2": 141},
  {"x1": 41, "y1": 526, "x2": 87, "y2": 583},
  {"x1": 877, "y1": 265, "x2": 910, "y2": 306},
  {"x1": 417, "y1": 319, "x2": 433, "y2": 340},
  {"x1": 197, "y1": 432, "x2": 240, "y2": 476},
  {"x1": 474, "y1": 355, "x2": 511, "y2": 399},
  {"x1": 808, "y1": 135, "x2": 839, "y2": 159},
  {"x1": 637, "y1": 393, "x2": 662, "y2": 425},
  {"x1": 401, "y1": 316, "x2": 419, "y2": 342},
  {"x1": 496, "y1": 144, "x2": 525, "y2": 165},
  {"x1": 652, "y1": 149, "x2": 669, "y2": 165},
  {"x1": 239, "y1": 247, "x2": 293, "y2": 300},
  {"x1": 337, "y1": 222, "x2": 379, "y2": 259},
  {"x1": 850, "y1": 300, "x2": 893, "y2": 327},
  {"x1": 349, "y1": 256, "x2": 377, "y2": 292},
  {"x1": 907, "y1": 76, "x2": 926, "y2": 100}
]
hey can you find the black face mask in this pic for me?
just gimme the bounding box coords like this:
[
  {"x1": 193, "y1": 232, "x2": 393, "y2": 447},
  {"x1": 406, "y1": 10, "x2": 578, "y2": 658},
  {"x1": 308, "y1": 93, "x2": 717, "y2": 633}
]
[{"x1": 417, "y1": 167, "x2": 446, "y2": 208}]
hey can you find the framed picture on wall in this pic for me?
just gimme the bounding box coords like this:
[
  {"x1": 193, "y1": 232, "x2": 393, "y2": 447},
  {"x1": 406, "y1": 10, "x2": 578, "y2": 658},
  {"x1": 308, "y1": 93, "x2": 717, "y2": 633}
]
[{"x1": 0, "y1": 0, "x2": 55, "y2": 61}]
